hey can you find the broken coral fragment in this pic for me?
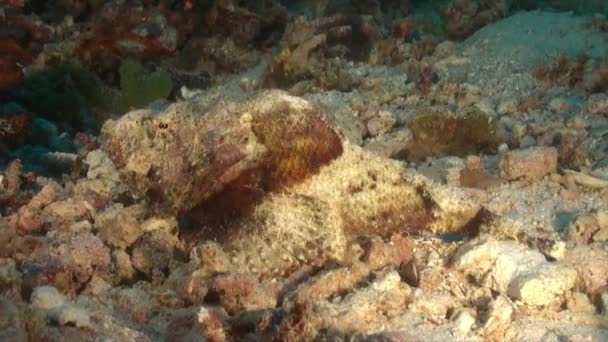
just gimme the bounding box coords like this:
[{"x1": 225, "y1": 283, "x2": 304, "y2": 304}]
[
  {"x1": 260, "y1": 15, "x2": 378, "y2": 89},
  {"x1": 499, "y1": 147, "x2": 558, "y2": 180},
  {"x1": 454, "y1": 239, "x2": 577, "y2": 306}
]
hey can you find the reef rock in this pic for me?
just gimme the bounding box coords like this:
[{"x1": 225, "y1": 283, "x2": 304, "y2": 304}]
[
  {"x1": 454, "y1": 239, "x2": 577, "y2": 306},
  {"x1": 260, "y1": 15, "x2": 379, "y2": 89}
]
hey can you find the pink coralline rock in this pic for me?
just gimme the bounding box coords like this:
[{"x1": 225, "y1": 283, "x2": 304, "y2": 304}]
[
  {"x1": 28, "y1": 182, "x2": 65, "y2": 209},
  {"x1": 15, "y1": 205, "x2": 48, "y2": 234},
  {"x1": 196, "y1": 306, "x2": 229, "y2": 342},
  {"x1": 165, "y1": 242, "x2": 235, "y2": 305},
  {"x1": 100, "y1": 287, "x2": 160, "y2": 325},
  {"x1": 110, "y1": 249, "x2": 135, "y2": 284},
  {"x1": 280, "y1": 270, "x2": 412, "y2": 338},
  {"x1": 168, "y1": 266, "x2": 210, "y2": 306},
  {"x1": 283, "y1": 235, "x2": 415, "y2": 310},
  {"x1": 95, "y1": 204, "x2": 146, "y2": 250},
  {"x1": 50, "y1": 233, "x2": 111, "y2": 286},
  {"x1": 131, "y1": 229, "x2": 180, "y2": 281},
  {"x1": 209, "y1": 274, "x2": 277, "y2": 314},
  {"x1": 564, "y1": 246, "x2": 608, "y2": 295},
  {"x1": 499, "y1": 146, "x2": 558, "y2": 180},
  {"x1": 361, "y1": 234, "x2": 415, "y2": 270},
  {"x1": 12, "y1": 181, "x2": 68, "y2": 234},
  {"x1": 43, "y1": 200, "x2": 92, "y2": 224},
  {"x1": 188, "y1": 241, "x2": 233, "y2": 275}
]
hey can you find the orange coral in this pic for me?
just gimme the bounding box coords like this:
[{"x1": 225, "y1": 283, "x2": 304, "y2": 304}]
[{"x1": 0, "y1": 38, "x2": 33, "y2": 91}]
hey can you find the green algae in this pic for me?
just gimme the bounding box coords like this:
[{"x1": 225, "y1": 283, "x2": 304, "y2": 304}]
[
  {"x1": 15, "y1": 59, "x2": 173, "y2": 135},
  {"x1": 408, "y1": 107, "x2": 502, "y2": 160},
  {"x1": 116, "y1": 58, "x2": 173, "y2": 112}
]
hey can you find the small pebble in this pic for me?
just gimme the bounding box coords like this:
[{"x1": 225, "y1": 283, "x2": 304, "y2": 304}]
[
  {"x1": 433, "y1": 41, "x2": 457, "y2": 58},
  {"x1": 568, "y1": 115, "x2": 588, "y2": 129},
  {"x1": 452, "y1": 308, "x2": 477, "y2": 334},
  {"x1": 498, "y1": 98, "x2": 519, "y2": 115},
  {"x1": 512, "y1": 123, "x2": 527, "y2": 140},
  {"x1": 548, "y1": 97, "x2": 573, "y2": 114},
  {"x1": 0, "y1": 259, "x2": 19, "y2": 287},
  {"x1": 519, "y1": 135, "x2": 536, "y2": 148},
  {"x1": 587, "y1": 93, "x2": 608, "y2": 115},
  {"x1": 366, "y1": 111, "x2": 397, "y2": 136},
  {"x1": 559, "y1": 188, "x2": 579, "y2": 201},
  {"x1": 475, "y1": 98, "x2": 496, "y2": 117},
  {"x1": 499, "y1": 146, "x2": 558, "y2": 180},
  {"x1": 51, "y1": 305, "x2": 92, "y2": 328},
  {"x1": 31, "y1": 286, "x2": 66, "y2": 312}
]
